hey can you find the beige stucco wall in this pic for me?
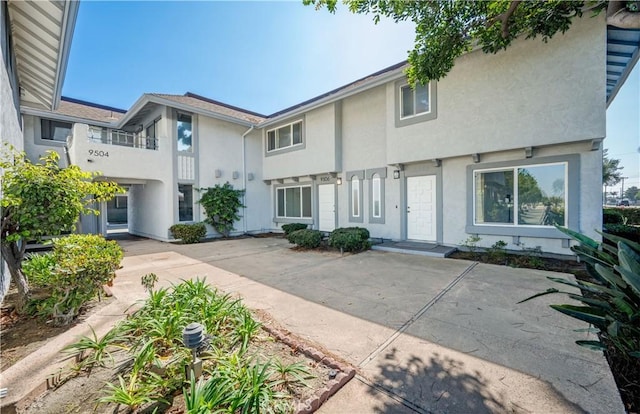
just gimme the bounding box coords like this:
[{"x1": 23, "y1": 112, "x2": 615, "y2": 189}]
[
  {"x1": 197, "y1": 116, "x2": 271, "y2": 236},
  {"x1": 22, "y1": 115, "x2": 66, "y2": 164},
  {"x1": 385, "y1": 15, "x2": 606, "y2": 164},
  {"x1": 441, "y1": 141, "x2": 602, "y2": 255},
  {"x1": 262, "y1": 104, "x2": 338, "y2": 180}
]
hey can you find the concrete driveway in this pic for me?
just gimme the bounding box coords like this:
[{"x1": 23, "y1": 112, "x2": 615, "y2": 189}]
[{"x1": 115, "y1": 235, "x2": 623, "y2": 413}]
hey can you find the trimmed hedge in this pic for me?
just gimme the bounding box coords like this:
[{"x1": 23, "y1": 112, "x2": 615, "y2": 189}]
[
  {"x1": 613, "y1": 207, "x2": 640, "y2": 225},
  {"x1": 42, "y1": 235, "x2": 123, "y2": 325},
  {"x1": 169, "y1": 223, "x2": 207, "y2": 244},
  {"x1": 603, "y1": 209, "x2": 624, "y2": 224},
  {"x1": 281, "y1": 223, "x2": 307, "y2": 235},
  {"x1": 328, "y1": 227, "x2": 371, "y2": 252},
  {"x1": 286, "y1": 229, "x2": 322, "y2": 249},
  {"x1": 603, "y1": 224, "x2": 640, "y2": 243}
]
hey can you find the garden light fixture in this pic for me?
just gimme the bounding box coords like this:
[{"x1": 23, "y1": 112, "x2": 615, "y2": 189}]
[{"x1": 183, "y1": 322, "x2": 205, "y2": 379}]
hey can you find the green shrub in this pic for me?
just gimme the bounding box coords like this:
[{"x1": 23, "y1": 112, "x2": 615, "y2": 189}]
[
  {"x1": 169, "y1": 223, "x2": 207, "y2": 244},
  {"x1": 603, "y1": 224, "x2": 640, "y2": 243},
  {"x1": 616, "y1": 207, "x2": 640, "y2": 225},
  {"x1": 281, "y1": 223, "x2": 307, "y2": 235},
  {"x1": 520, "y1": 227, "x2": 640, "y2": 359},
  {"x1": 328, "y1": 227, "x2": 371, "y2": 252},
  {"x1": 22, "y1": 252, "x2": 56, "y2": 288},
  {"x1": 198, "y1": 183, "x2": 245, "y2": 237},
  {"x1": 603, "y1": 209, "x2": 624, "y2": 224},
  {"x1": 286, "y1": 229, "x2": 322, "y2": 249},
  {"x1": 39, "y1": 234, "x2": 123, "y2": 325}
]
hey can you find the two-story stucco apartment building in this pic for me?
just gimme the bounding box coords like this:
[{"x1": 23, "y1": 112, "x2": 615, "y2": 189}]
[{"x1": 4, "y1": 3, "x2": 640, "y2": 257}]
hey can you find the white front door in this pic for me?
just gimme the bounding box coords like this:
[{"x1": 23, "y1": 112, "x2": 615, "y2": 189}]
[
  {"x1": 318, "y1": 184, "x2": 336, "y2": 232},
  {"x1": 407, "y1": 175, "x2": 437, "y2": 241}
]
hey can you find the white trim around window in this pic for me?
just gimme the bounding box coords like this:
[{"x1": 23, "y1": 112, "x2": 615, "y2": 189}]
[
  {"x1": 465, "y1": 154, "x2": 581, "y2": 239},
  {"x1": 276, "y1": 184, "x2": 312, "y2": 220},
  {"x1": 266, "y1": 119, "x2": 304, "y2": 153},
  {"x1": 473, "y1": 162, "x2": 568, "y2": 228},
  {"x1": 395, "y1": 80, "x2": 437, "y2": 127},
  {"x1": 347, "y1": 170, "x2": 364, "y2": 223}
]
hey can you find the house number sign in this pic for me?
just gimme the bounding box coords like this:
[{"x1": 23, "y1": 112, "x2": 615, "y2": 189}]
[
  {"x1": 88, "y1": 149, "x2": 109, "y2": 157},
  {"x1": 320, "y1": 176, "x2": 331, "y2": 182}
]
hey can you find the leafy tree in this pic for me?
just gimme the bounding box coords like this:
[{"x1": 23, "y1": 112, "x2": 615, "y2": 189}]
[
  {"x1": 517, "y1": 169, "x2": 543, "y2": 206},
  {"x1": 305, "y1": 1, "x2": 640, "y2": 85},
  {"x1": 0, "y1": 150, "x2": 121, "y2": 310},
  {"x1": 198, "y1": 183, "x2": 245, "y2": 238},
  {"x1": 603, "y1": 149, "x2": 624, "y2": 187},
  {"x1": 625, "y1": 186, "x2": 639, "y2": 201}
]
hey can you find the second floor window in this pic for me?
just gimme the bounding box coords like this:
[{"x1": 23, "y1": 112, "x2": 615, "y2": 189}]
[
  {"x1": 177, "y1": 113, "x2": 193, "y2": 152},
  {"x1": 400, "y1": 83, "x2": 430, "y2": 119},
  {"x1": 41, "y1": 119, "x2": 72, "y2": 142},
  {"x1": 267, "y1": 120, "x2": 303, "y2": 152}
]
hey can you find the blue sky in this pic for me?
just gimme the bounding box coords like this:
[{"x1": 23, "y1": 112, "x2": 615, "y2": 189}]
[{"x1": 63, "y1": 1, "x2": 639, "y2": 190}]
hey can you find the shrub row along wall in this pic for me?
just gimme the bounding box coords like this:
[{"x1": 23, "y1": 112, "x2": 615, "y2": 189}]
[
  {"x1": 604, "y1": 208, "x2": 640, "y2": 225},
  {"x1": 285, "y1": 226, "x2": 371, "y2": 252}
]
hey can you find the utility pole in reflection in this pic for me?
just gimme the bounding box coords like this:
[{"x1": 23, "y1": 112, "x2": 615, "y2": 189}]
[{"x1": 621, "y1": 177, "x2": 629, "y2": 203}]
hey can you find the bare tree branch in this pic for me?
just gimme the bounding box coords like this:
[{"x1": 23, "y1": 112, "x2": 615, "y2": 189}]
[{"x1": 486, "y1": 1, "x2": 522, "y2": 38}]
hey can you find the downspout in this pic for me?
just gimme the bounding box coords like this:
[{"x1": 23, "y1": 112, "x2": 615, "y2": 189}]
[{"x1": 241, "y1": 125, "x2": 255, "y2": 234}]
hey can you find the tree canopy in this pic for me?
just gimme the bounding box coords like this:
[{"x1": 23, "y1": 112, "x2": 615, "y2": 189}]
[
  {"x1": 305, "y1": 0, "x2": 640, "y2": 85},
  {"x1": 1, "y1": 149, "x2": 121, "y2": 308},
  {"x1": 603, "y1": 149, "x2": 624, "y2": 187}
]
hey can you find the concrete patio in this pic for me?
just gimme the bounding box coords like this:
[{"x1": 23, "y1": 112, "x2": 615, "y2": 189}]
[{"x1": 1, "y1": 235, "x2": 624, "y2": 413}]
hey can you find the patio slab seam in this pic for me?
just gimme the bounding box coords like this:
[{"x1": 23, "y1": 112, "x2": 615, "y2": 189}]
[{"x1": 358, "y1": 262, "x2": 478, "y2": 369}]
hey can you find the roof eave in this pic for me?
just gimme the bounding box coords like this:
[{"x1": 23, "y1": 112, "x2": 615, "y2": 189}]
[
  {"x1": 258, "y1": 64, "x2": 407, "y2": 128},
  {"x1": 116, "y1": 95, "x2": 257, "y2": 129},
  {"x1": 20, "y1": 105, "x2": 119, "y2": 128},
  {"x1": 52, "y1": 0, "x2": 80, "y2": 110}
]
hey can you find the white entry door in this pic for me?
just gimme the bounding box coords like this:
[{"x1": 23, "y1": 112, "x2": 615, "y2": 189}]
[
  {"x1": 407, "y1": 175, "x2": 437, "y2": 241},
  {"x1": 318, "y1": 184, "x2": 336, "y2": 232}
]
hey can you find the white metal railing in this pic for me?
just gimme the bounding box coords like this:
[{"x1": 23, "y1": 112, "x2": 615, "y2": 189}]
[{"x1": 87, "y1": 126, "x2": 158, "y2": 150}]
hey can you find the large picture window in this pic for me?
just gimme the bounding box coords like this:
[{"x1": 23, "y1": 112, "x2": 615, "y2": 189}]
[
  {"x1": 276, "y1": 185, "x2": 311, "y2": 218},
  {"x1": 474, "y1": 163, "x2": 566, "y2": 227},
  {"x1": 178, "y1": 184, "x2": 194, "y2": 222},
  {"x1": 267, "y1": 120, "x2": 303, "y2": 152},
  {"x1": 41, "y1": 119, "x2": 72, "y2": 142}
]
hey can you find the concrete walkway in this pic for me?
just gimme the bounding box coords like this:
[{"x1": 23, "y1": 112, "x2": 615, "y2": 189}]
[
  {"x1": 116, "y1": 236, "x2": 623, "y2": 413},
  {"x1": 1, "y1": 235, "x2": 624, "y2": 413}
]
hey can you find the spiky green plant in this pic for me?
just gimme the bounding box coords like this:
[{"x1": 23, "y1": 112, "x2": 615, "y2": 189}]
[
  {"x1": 520, "y1": 227, "x2": 640, "y2": 359},
  {"x1": 63, "y1": 325, "x2": 128, "y2": 371}
]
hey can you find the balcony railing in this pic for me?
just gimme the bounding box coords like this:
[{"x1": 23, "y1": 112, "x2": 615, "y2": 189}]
[{"x1": 88, "y1": 126, "x2": 158, "y2": 150}]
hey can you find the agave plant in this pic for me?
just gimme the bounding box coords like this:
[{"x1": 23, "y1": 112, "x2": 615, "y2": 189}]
[{"x1": 520, "y1": 227, "x2": 640, "y2": 359}]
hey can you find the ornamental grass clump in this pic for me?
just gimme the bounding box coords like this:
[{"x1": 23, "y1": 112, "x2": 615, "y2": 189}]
[{"x1": 70, "y1": 278, "x2": 314, "y2": 413}]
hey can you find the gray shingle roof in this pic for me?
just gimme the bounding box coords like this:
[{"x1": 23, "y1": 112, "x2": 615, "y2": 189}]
[
  {"x1": 55, "y1": 97, "x2": 125, "y2": 123},
  {"x1": 150, "y1": 93, "x2": 266, "y2": 124}
]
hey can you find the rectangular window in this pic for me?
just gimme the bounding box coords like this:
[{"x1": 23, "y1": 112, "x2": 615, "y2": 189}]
[
  {"x1": 41, "y1": 119, "x2": 72, "y2": 142},
  {"x1": 400, "y1": 83, "x2": 430, "y2": 119},
  {"x1": 351, "y1": 177, "x2": 360, "y2": 217},
  {"x1": 276, "y1": 185, "x2": 312, "y2": 218},
  {"x1": 88, "y1": 126, "x2": 107, "y2": 143},
  {"x1": 115, "y1": 195, "x2": 128, "y2": 209},
  {"x1": 177, "y1": 113, "x2": 193, "y2": 152},
  {"x1": 372, "y1": 176, "x2": 381, "y2": 218},
  {"x1": 178, "y1": 184, "x2": 194, "y2": 222},
  {"x1": 474, "y1": 163, "x2": 567, "y2": 227},
  {"x1": 267, "y1": 120, "x2": 303, "y2": 152}
]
